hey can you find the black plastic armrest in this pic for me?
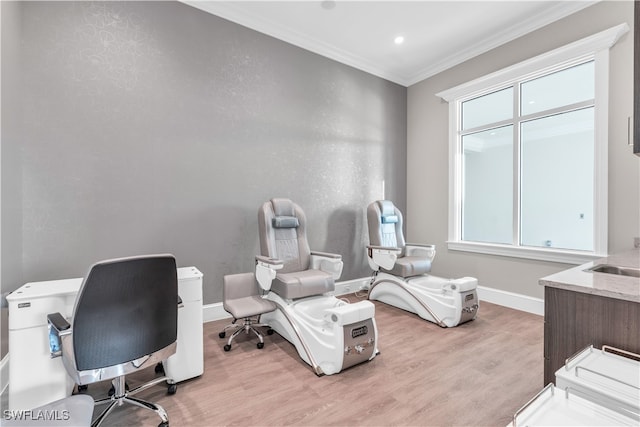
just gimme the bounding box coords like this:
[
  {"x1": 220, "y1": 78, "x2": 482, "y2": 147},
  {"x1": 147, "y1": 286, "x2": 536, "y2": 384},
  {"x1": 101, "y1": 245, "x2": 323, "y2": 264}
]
[
  {"x1": 310, "y1": 251, "x2": 341, "y2": 259},
  {"x1": 47, "y1": 312, "x2": 70, "y2": 331},
  {"x1": 405, "y1": 243, "x2": 435, "y2": 248},
  {"x1": 367, "y1": 245, "x2": 401, "y2": 251}
]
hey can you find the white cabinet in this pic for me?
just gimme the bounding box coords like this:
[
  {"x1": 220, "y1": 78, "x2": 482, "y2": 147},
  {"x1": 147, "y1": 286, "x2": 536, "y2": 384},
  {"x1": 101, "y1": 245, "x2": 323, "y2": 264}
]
[
  {"x1": 7, "y1": 267, "x2": 204, "y2": 410},
  {"x1": 163, "y1": 267, "x2": 204, "y2": 385},
  {"x1": 7, "y1": 278, "x2": 81, "y2": 411}
]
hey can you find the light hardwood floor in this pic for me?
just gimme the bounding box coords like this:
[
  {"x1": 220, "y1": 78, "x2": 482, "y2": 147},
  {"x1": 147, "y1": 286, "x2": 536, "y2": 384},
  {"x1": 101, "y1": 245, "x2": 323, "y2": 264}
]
[{"x1": 87, "y1": 299, "x2": 543, "y2": 426}]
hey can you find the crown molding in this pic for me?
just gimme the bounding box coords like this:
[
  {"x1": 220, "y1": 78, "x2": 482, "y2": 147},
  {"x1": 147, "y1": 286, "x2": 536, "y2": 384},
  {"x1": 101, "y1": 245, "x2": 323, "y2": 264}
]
[
  {"x1": 182, "y1": 0, "x2": 409, "y2": 85},
  {"x1": 182, "y1": 1, "x2": 598, "y2": 88},
  {"x1": 407, "y1": 1, "x2": 598, "y2": 86}
]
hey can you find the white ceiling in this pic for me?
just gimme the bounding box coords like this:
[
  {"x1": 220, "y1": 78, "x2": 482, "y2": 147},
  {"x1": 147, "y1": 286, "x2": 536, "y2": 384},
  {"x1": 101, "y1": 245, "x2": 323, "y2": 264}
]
[{"x1": 183, "y1": 1, "x2": 597, "y2": 87}]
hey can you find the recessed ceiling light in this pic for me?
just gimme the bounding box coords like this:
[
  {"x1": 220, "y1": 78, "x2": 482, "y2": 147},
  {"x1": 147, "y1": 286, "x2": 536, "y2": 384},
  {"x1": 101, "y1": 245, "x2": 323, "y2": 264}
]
[
  {"x1": 394, "y1": 36, "x2": 404, "y2": 45},
  {"x1": 321, "y1": 0, "x2": 336, "y2": 10}
]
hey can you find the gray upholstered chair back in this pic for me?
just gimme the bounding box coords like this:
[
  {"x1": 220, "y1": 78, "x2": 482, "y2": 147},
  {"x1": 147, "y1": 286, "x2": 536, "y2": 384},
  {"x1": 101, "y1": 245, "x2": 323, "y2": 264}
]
[
  {"x1": 72, "y1": 255, "x2": 178, "y2": 371},
  {"x1": 367, "y1": 200, "x2": 406, "y2": 255},
  {"x1": 258, "y1": 198, "x2": 311, "y2": 274}
]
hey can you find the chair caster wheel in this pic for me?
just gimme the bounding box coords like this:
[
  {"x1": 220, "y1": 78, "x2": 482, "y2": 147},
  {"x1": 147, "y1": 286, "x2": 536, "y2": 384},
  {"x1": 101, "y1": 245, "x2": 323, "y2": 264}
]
[
  {"x1": 158, "y1": 422, "x2": 169, "y2": 427},
  {"x1": 77, "y1": 385, "x2": 88, "y2": 392},
  {"x1": 219, "y1": 332, "x2": 226, "y2": 339},
  {"x1": 167, "y1": 383, "x2": 177, "y2": 395},
  {"x1": 155, "y1": 362, "x2": 165, "y2": 374},
  {"x1": 267, "y1": 328, "x2": 274, "y2": 335},
  {"x1": 257, "y1": 342, "x2": 264, "y2": 349},
  {"x1": 223, "y1": 344, "x2": 231, "y2": 352}
]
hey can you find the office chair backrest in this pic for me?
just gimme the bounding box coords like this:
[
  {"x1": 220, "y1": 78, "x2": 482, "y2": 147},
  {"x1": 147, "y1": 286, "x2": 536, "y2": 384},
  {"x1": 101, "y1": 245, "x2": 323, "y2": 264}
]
[
  {"x1": 368, "y1": 200, "x2": 406, "y2": 254},
  {"x1": 258, "y1": 198, "x2": 311, "y2": 274},
  {"x1": 72, "y1": 254, "x2": 178, "y2": 371}
]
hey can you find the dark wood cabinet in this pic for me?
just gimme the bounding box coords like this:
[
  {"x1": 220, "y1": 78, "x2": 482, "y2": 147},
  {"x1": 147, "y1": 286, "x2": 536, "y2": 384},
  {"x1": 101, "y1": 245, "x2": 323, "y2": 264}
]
[
  {"x1": 543, "y1": 286, "x2": 640, "y2": 386},
  {"x1": 635, "y1": 1, "x2": 639, "y2": 154}
]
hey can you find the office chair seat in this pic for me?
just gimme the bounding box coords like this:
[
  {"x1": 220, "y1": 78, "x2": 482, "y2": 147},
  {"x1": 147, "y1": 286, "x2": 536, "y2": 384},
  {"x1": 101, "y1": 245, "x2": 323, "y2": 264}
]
[
  {"x1": 224, "y1": 295, "x2": 277, "y2": 319},
  {"x1": 220, "y1": 272, "x2": 276, "y2": 351}
]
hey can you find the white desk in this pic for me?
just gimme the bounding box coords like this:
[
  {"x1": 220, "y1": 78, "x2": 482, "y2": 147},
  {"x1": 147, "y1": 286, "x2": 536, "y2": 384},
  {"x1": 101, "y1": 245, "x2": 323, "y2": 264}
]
[{"x1": 6, "y1": 267, "x2": 203, "y2": 410}]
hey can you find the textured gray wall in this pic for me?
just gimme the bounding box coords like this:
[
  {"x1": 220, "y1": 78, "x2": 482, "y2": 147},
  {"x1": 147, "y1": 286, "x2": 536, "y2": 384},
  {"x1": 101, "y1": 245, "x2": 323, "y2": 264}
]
[{"x1": 1, "y1": 0, "x2": 406, "y2": 330}]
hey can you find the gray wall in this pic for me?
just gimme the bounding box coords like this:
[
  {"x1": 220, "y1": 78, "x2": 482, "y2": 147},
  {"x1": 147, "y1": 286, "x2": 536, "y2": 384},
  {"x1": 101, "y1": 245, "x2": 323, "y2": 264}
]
[
  {"x1": 1, "y1": 1, "x2": 407, "y2": 358},
  {"x1": 407, "y1": 0, "x2": 638, "y2": 299}
]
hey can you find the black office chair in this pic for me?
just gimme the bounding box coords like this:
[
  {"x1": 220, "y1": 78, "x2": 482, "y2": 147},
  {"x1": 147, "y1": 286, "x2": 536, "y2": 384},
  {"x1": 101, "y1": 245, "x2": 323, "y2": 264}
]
[{"x1": 48, "y1": 254, "x2": 178, "y2": 427}]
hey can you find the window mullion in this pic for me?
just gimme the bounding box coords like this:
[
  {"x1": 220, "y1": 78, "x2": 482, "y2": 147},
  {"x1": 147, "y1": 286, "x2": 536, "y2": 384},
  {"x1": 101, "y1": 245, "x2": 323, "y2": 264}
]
[{"x1": 513, "y1": 84, "x2": 521, "y2": 248}]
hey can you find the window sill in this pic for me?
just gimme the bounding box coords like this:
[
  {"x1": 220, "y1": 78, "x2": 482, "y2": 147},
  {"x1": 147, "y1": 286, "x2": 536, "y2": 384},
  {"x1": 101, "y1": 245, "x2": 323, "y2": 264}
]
[{"x1": 447, "y1": 241, "x2": 604, "y2": 265}]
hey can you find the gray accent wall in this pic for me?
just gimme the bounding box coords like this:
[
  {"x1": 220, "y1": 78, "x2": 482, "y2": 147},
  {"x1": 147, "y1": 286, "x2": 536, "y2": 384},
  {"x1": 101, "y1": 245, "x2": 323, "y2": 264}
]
[
  {"x1": 407, "y1": 1, "x2": 637, "y2": 300},
  {"x1": 1, "y1": 1, "x2": 407, "y2": 358}
]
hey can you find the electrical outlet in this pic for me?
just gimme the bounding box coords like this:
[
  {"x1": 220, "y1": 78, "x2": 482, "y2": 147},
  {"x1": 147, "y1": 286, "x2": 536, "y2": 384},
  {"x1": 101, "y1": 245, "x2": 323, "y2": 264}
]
[{"x1": 635, "y1": 237, "x2": 640, "y2": 249}]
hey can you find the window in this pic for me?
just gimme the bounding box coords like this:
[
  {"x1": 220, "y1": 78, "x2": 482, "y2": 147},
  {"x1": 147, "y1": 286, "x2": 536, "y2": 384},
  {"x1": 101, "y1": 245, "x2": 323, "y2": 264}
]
[{"x1": 437, "y1": 24, "x2": 628, "y2": 264}]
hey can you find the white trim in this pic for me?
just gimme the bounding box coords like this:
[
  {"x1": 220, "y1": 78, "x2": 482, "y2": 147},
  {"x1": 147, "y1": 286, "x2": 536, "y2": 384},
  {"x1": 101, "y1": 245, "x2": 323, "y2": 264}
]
[
  {"x1": 439, "y1": 24, "x2": 625, "y2": 263},
  {"x1": 203, "y1": 302, "x2": 231, "y2": 323},
  {"x1": 407, "y1": 1, "x2": 598, "y2": 86},
  {"x1": 447, "y1": 241, "x2": 602, "y2": 265},
  {"x1": 336, "y1": 277, "x2": 544, "y2": 316},
  {"x1": 182, "y1": 0, "x2": 405, "y2": 85},
  {"x1": 202, "y1": 277, "x2": 370, "y2": 323},
  {"x1": 181, "y1": 1, "x2": 597, "y2": 87},
  {"x1": 593, "y1": 48, "x2": 609, "y2": 257},
  {"x1": 0, "y1": 354, "x2": 8, "y2": 398},
  {"x1": 477, "y1": 285, "x2": 544, "y2": 316},
  {"x1": 436, "y1": 23, "x2": 629, "y2": 101},
  {"x1": 1, "y1": 283, "x2": 541, "y2": 398}
]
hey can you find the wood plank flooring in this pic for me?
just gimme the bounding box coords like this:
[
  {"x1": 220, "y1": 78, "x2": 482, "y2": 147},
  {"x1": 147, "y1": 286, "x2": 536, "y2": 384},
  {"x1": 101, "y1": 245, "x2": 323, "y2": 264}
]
[{"x1": 85, "y1": 299, "x2": 543, "y2": 426}]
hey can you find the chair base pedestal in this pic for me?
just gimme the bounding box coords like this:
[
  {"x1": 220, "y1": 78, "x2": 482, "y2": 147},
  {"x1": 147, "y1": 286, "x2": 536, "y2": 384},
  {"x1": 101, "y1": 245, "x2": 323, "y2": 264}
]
[
  {"x1": 91, "y1": 375, "x2": 169, "y2": 427},
  {"x1": 369, "y1": 272, "x2": 479, "y2": 327},
  {"x1": 219, "y1": 317, "x2": 272, "y2": 351}
]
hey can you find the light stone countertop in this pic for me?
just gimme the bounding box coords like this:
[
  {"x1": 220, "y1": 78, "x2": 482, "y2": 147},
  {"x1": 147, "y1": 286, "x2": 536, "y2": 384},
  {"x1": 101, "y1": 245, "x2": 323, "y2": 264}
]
[{"x1": 539, "y1": 249, "x2": 640, "y2": 303}]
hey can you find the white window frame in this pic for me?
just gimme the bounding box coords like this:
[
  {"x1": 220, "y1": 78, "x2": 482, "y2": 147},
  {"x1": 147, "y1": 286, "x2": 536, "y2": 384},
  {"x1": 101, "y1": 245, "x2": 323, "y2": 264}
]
[{"x1": 436, "y1": 23, "x2": 629, "y2": 265}]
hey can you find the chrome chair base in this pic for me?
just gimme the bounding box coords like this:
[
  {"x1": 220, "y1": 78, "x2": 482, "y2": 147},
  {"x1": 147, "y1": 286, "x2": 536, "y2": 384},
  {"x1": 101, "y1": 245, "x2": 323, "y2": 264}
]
[
  {"x1": 92, "y1": 375, "x2": 169, "y2": 427},
  {"x1": 220, "y1": 317, "x2": 272, "y2": 350}
]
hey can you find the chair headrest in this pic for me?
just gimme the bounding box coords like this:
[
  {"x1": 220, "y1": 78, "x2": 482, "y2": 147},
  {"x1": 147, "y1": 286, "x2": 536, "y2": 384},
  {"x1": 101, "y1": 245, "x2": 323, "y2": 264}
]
[
  {"x1": 273, "y1": 216, "x2": 299, "y2": 228},
  {"x1": 381, "y1": 214, "x2": 399, "y2": 224},
  {"x1": 377, "y1": 200, "x2": 398, "y2": 224},
  {"x1": 270, "y1": 198, "x2": 299, "y2": 228}
]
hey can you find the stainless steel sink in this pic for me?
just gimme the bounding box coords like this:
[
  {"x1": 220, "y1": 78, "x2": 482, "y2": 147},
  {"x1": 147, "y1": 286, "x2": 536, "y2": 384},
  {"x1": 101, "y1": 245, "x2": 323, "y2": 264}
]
[{"x1": 586, "y1": 264, "x2": 640, "y2": 278}]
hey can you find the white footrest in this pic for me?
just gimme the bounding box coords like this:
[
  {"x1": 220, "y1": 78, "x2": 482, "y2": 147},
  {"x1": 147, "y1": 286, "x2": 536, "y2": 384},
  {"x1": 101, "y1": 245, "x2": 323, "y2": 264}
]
[
  {"x1": 451, "y1": 277, "x2": 477, "y2": 293},
  {"x1": 324, "y1": 301, "x2": 375, "y2": 326}
]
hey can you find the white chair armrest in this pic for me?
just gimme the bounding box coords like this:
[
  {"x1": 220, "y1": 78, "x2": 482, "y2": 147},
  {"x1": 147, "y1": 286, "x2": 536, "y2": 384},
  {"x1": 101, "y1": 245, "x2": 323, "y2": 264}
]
[
  {"x1": 255, "y1": 256, "x2": 284, "y2": 291},
  {"x1": 310, "y1": 252, "x2": 343, "y2": 280},
  {"x1": 405, "y1": 244, "x2": 436, "y2": 261},
  {"x1": 366, "y1": 245, "x2": 401, "y2": 271}
]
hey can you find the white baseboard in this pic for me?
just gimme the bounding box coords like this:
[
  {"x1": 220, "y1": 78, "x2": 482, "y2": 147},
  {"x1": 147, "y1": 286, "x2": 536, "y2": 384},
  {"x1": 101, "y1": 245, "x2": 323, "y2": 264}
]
[
  {"x1": 203, "y1": 302, "x2": 231, "y2": 323},
  {"x1": 1, "y1": 354, "x2": 8, "y2": 398},
  {"x1": 336, "y1": 276, "x2": 544, "y2": 316},
  {"x1": 201, "y1": 279, "x2": 544, "y2": 321},
  {"x1": 477, "y1": 285, "x2": 544, "y2": 316},
  {"x1": 203, "y1": 278, "x2": 370, "y2": 323}
]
